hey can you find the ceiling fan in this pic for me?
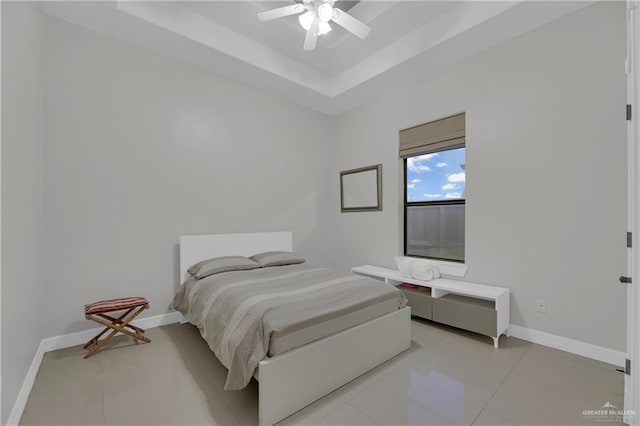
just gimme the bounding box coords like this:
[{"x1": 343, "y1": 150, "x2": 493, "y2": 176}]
[{"x1": 257, "y1": 0, "x2": 371, "y2": 51}]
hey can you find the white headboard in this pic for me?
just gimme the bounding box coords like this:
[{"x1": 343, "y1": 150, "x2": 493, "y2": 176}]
[{"x1": 179, "y1": 231, "x2": 293, "y2": 282}]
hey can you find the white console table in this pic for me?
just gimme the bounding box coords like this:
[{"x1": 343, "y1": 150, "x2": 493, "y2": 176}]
[{"x1": 352, "y1": 265, "x2": 510, "y2": 348}]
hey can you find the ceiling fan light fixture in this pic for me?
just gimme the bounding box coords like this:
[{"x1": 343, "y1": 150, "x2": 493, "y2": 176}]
[
  {"x1": 298, "y1": 11, "x2": 314, "y2": 30},
  {"x1": 317, "y1": 3, "x2": 333, "y2": 22},
  {"x1": 318, "y1": 21, "x2": 331, "y2": 35}
]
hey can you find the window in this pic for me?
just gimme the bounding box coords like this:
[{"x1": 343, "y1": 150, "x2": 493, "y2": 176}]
[{"x1": 400, "y1": 114, "x2": 465, "y2": 262}]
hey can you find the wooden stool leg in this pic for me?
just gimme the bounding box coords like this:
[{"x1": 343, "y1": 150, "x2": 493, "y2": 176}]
[
  {"x1": 98, "y1": 313, "x2": 146, "y2": 334},
  {"x1": 84, "y1": 326, "x2": 121, "y2": 359},
  {"x1": 83, "y1": 309, "x2": 133, "y2": 349}
]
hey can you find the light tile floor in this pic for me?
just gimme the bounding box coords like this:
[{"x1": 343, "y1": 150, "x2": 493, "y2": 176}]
[{"x1": 20, "y1": 319, "x2": 625, "y2": 425}]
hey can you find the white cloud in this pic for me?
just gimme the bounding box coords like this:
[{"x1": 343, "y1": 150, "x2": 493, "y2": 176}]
[
  {"x1": 441, "y1": 183, "x2": 457, "y2": 190},
  {"x1": 436, "y1": 162, "x2": 448, "y2": 168},
  {"x1": 447, "y1": 172, "x2": 466, "y2": 183},
  {"x1": 410, "y1": 179, "x2": 421, "y2": 184},
  {"x1": 407, "y1": 154, "x2": 439, "y2": 173},
  {"x1": 407, "y1": 157, "x2": 431, "y2": 172},
  {"x1": 413, "y1": 153, "x2": 438, "y2": 161},
  {"x1": 445, "y1": 192, "x2": 462, "y2": 199},
  {"x1": 407, "y1": 184, "x2": 415, "y2": 189},
  {"x1": 424, "y1": 193, "x2": 442, "y2": 198}
]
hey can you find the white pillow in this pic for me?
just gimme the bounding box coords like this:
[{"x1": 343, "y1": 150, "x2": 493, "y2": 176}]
[
  {"x1": 187, "y1": 256, "x2": 261, "y2": 279},
  {"x1": 250, "y1": 251, "x2": 305, "y2": 267}
]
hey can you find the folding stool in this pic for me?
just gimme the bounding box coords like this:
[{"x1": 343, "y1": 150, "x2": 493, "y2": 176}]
[{"x1": 83, "y1": 296, "x2": 150, "y2": 358}]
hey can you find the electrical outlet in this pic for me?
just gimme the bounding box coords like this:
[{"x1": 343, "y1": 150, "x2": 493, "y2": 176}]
[{"x1": 536, "y1": 299, "x2": 546, "y2": 313}]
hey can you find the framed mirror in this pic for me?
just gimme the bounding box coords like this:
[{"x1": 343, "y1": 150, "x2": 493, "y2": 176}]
[{"x1": 340, "y1": 164, "x2": 382, "y2": 212}]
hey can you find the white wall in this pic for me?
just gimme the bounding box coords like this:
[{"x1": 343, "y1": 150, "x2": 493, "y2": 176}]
[
  {"x1": 41, "y1": 17, "x2": 335, "y2": 338},
  {"x1": 1, "y1": 2, "x2": 44, "y2": 423},
  {"x1": 331, "y1": 2, "x2": 627, "y2": 351}
]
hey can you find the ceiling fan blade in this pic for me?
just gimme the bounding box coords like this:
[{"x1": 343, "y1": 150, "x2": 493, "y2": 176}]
[
  {"x1": 303, "y1": 20, "x2": 319, "y2": 51},
  {"x1": 330, "y1": 8, "x2": 371, "y2": 39},
  {"x1": 257, "y1": 4, "x2": 305, "y2": 22}
]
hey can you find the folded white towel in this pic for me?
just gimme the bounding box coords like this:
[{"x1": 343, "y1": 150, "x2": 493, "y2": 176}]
[
  {"x1": 394, "y1": 256, "x2": 413, "y2": 278},
  {"x1": 410, "y1": 261, "x2": 433, "y2": 281},
  {"x1": 395, "y1": 256, "x2": 440, "y2": 281}
]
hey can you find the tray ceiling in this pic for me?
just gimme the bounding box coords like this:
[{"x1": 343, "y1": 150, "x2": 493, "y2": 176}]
[{"x1": 41, "y1": 1, "x2": 594, "y2": 115}]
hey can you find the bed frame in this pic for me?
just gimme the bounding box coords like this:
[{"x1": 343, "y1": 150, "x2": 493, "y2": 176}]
[{"x1": 179, "y1": 232, "x2": 411, "y2": 426}]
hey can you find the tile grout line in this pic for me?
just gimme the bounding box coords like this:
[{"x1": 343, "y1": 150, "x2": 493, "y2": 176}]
[
  {"x1": 474, "y1": 341, "x2": 534, "y2": 423},
  {"x1": 100, "y1": 357, "x2": 106, "y2": 426},
  {"x1": 167, "y1": 332, "x2": 227, "y2": 424},
  {"x1": 181, "y1": 332, "x2": 243, "y2": 426},
  {"x1": 345, "y1": 401, "x2": 382, "y2": 426},
  {"x1": 156, "y1": 396, "x2": 234, "y2": 425}
]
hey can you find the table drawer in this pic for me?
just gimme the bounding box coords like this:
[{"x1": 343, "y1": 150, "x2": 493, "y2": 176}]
[
  {"x1": 401, "y1": 287, "x2": 432, "y2": 320},
  {"x1": 432, "y1": 293, "x2": 497, "y2": 337}
]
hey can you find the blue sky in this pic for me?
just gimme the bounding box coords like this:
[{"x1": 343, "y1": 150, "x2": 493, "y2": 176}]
[{"x1": 406, "y1": 147, "x2": 466, "y2": 202}]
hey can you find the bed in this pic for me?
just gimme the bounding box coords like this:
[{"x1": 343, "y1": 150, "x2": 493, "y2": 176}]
[{"x1": 175, "y1": 231, "x2": 411, "y2": 426}]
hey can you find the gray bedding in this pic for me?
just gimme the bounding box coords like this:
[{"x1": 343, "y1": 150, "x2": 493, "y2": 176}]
[{"x1": 170, "y1": 264, "x2": 407, "y2": 390}]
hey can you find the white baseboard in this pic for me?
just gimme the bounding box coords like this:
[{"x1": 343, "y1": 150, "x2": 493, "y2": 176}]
[
  {"x1": 509, "y1": 324, "x2": 626, "y2": 367},
  {"x1": 6, "y1": 340, "x2": 46, "y2": 426},
  {"x1": 40, "y1": 311, "x2": 182, "y2": 352},
  {"x1": 7, "y1": 311, "x2": 182, "y2": 425}
]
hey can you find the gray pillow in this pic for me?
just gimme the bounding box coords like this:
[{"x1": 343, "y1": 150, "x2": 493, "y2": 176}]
[
  {"x1": 188, "y1": 256, "x2": 261, "y2": 279},
  {"x1": 250, "y1": 251, "x2": 306, "y2": 267}
]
